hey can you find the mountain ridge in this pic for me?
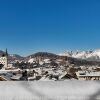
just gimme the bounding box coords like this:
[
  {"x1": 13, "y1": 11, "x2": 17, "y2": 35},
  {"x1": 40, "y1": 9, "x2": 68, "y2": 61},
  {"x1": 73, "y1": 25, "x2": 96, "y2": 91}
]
[
  {"x1": 59, "y1": 49, "x2": 100, "y2": 61},
  {"x1": 1, "y1": 49, "x2": 100, "y2": 62}
]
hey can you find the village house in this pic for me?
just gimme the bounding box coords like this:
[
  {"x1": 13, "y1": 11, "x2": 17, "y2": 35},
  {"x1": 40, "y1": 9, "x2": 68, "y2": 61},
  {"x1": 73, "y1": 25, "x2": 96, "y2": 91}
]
[{"x1": 76, "y1": 71, "x2": 100, "y2": 80}]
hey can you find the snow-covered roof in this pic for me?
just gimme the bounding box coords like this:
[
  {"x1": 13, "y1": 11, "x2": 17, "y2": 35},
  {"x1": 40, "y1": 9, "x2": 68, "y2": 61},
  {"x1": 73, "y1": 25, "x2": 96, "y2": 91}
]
[
  {"x1": 11, "y1": 75, "x2": 22, "y2": 80},
  {"x1": 28, "y1": 58, "x2": 35, "y2": 63},
  {"x1": 76, "y1": 71, "x2": 100, "y2": 77},
  {"x1": 39, "y1": 61, "x2": 44, "y2": 65},
  {"x1": 43, "y1": 59, "x2": 51, "y2": 63}
]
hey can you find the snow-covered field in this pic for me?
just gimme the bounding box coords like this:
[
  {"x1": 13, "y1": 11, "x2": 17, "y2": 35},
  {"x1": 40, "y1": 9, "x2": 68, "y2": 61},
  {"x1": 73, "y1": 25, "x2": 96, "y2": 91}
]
[{"x1": 0, "y1": 81, "x2": 100, "y2": 100}]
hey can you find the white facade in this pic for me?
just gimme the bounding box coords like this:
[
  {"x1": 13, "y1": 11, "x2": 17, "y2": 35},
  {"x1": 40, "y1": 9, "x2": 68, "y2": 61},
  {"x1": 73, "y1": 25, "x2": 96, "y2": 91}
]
[
  {"x1": 0, "y1": 56, "x2": 8, "y2": 68},
  {"x1": 76, "y1": 71, "x2": 100, "y2": 80}
]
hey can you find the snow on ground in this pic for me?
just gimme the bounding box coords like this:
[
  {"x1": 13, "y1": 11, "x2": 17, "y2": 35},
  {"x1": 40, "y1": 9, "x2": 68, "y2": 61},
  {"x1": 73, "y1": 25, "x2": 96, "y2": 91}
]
[{"x1": 0, "y1": 81, "x2": 100, "y2": 100}]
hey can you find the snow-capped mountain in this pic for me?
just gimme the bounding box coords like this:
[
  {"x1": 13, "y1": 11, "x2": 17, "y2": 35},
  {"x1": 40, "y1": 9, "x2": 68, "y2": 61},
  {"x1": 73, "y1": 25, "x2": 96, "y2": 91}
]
[
  {"x1": 59, "y1": 49, "x2": 100, "y2": 61},
  {"x1": 59, "y1": 51, "x2": 72, "y2": 57}
]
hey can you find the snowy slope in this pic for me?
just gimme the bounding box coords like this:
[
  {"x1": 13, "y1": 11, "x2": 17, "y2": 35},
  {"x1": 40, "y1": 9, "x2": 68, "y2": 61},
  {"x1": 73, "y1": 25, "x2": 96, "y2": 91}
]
[{"x1": 0, "y1": 81, "x2": 100, "y2": 100}]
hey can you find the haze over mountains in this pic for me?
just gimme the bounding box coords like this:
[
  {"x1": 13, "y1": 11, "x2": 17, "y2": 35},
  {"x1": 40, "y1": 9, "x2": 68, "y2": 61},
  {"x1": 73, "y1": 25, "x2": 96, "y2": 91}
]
[{"x1": 1, "y1": 49, "x2": 100, "y2": 62}]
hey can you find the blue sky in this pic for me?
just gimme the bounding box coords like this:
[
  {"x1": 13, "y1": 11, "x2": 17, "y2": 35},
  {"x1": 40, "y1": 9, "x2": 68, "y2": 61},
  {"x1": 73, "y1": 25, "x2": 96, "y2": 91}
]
[{"x1": 0, "y1": 0, "x2": 100, "y2": 56}]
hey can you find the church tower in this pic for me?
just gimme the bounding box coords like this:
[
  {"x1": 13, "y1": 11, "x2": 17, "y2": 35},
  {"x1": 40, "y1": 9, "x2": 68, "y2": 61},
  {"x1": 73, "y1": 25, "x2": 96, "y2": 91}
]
[
  {"x1": 5, "y1": 48, "x2": 8, "y2": 68},
  {"x1": 0, "y1": 49, "x2": 8, "y2": 69},
  {"x1": 5, "y1": 48, "x2": 8, "y2": 57}
]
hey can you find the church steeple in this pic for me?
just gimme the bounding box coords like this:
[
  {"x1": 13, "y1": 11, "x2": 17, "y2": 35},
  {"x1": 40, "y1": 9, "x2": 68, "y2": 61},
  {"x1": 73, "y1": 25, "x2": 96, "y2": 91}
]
[{"x1": 5, "y1": 48, "x2": 8, "y2": 57}]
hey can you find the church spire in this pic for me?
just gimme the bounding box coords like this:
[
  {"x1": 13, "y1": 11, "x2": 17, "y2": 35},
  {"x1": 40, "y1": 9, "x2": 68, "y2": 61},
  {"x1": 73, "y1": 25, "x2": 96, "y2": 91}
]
[{"x1": 5, "y1": 48, "x2": 8, "y2": 57}]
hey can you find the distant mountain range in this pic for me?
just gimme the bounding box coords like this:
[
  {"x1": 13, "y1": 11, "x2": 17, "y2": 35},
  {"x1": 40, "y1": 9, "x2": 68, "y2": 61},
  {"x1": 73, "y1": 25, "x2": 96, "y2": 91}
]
[
  {"x1": 0, "y1": 50, "x2": 24, "y2": 61},
  {"x1": 28, "y1": 52, "x2": 58, "y2": 58},
  {"x1": 28, "y1": 52, "x2": 100, "y2": 66},
  {"x1": 0, "y1": 51, "x2": 58, "y2": 61},
  {"x1": 1, "y1": 49, "x2": 100, "y2": 62},
  {"x1": 9, "y1": 54, "x2": 24, "y2": 61},
  {"x1": 59, "y1": 49, "x2": 100, "y2": 61}
]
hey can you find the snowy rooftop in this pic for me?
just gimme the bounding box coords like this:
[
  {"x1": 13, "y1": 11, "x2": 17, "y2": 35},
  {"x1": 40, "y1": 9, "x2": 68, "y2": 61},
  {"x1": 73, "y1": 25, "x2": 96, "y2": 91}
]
[
  {"x1": 0, "y1": 68, "x2": 21, "y2": 74},
  {"x1": 76, "y1": 71, "x2": 100, "y2": 77}
]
